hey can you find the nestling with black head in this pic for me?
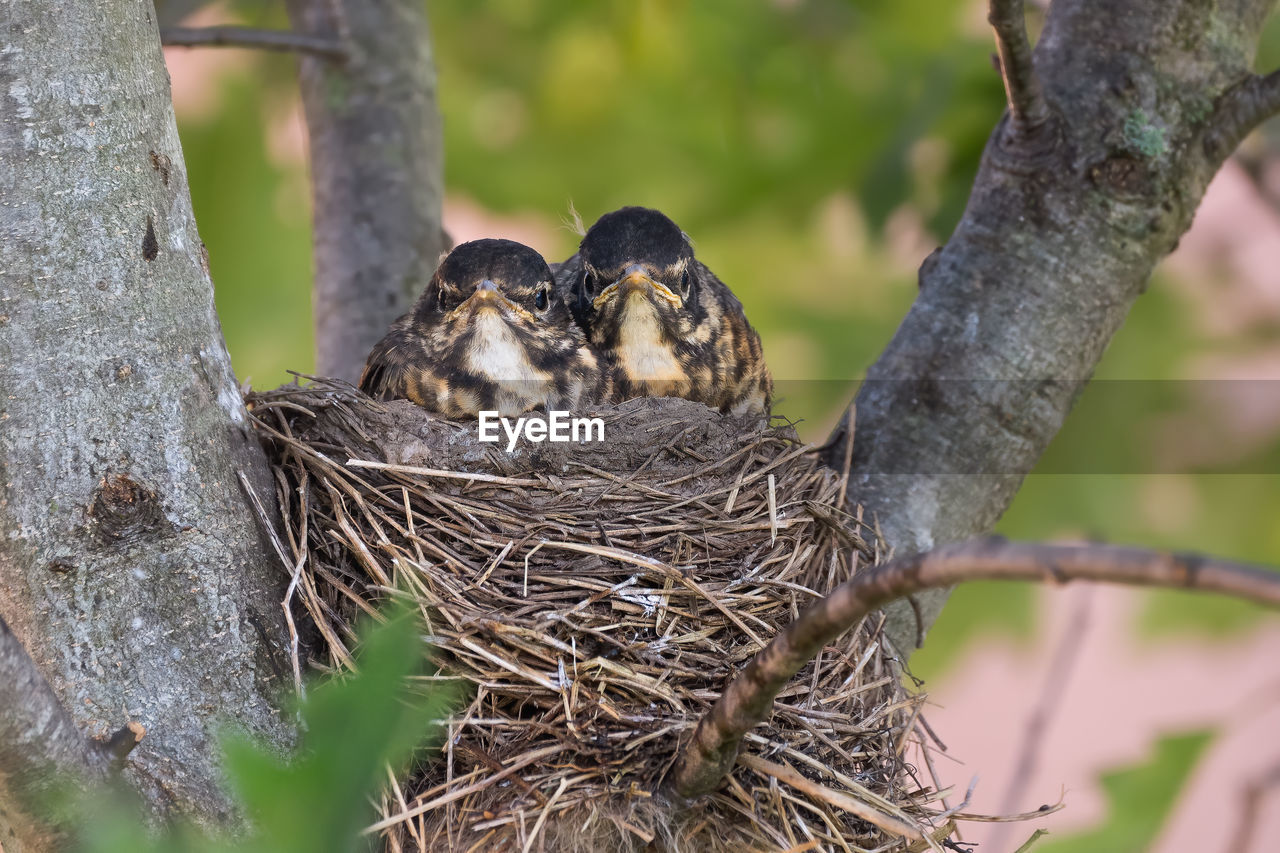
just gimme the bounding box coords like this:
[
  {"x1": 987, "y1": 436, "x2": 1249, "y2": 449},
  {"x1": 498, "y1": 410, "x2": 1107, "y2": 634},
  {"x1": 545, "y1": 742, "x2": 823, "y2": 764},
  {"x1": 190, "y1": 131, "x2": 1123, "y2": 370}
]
[
  {"x1": 555, "y1": 206, "x2": 772, "y2": 415},
  {"x1": 361, "y1": 238, "x2": 604, "y2": 417}
]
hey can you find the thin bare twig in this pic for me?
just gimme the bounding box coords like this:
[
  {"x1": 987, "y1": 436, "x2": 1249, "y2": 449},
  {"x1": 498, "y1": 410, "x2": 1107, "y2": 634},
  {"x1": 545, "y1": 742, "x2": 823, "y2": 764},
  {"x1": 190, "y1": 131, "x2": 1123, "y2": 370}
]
[
  {"x1": 1205, "y1": 70, "x2": 1280, "y2": 162},
  {"x1": 988, "y1": 0, "x2": 1050, "y2": 135},
  {"x1": 160, "y1": 26, "x2": 347, "y2": 60},
  {"x1": 988, "y1": 587, "x2": 1092, "y2": 851},
  {"x1": 1226, "y1": 760, "x2": 1280, "y2": 853},
  {"x1": 670, "y1": 537, "x2": 1280, "y2": 797},
  {"x1": 928, "y1": 797, "x2": 1064, "y2": 823}
]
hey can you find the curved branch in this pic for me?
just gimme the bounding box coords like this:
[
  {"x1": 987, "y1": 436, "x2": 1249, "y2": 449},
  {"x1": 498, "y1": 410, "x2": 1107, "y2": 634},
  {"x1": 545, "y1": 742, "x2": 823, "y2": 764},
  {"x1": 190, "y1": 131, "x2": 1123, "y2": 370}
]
[
  {"x1": 988, "y1": 0, "x2": 1050, "y2": 135},
  {"x1": 161, "y1": 26, "x2": 348, "y2": 60},
  {"x1": 669, "y1": 538, "x2": 1280, "y2": 798},
  {"x1": 0, "y1": 617, "x2": 111, "y2": 848},
  {"x1": 1204, "y1": 70, "x2": 1280, "y2": 164}
]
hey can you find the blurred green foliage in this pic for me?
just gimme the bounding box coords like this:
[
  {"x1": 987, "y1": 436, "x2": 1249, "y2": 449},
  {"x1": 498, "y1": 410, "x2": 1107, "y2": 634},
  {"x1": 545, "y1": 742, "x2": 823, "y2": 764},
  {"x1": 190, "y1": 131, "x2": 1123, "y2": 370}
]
[
  {"x1": 183, "y1": 73, "x2": 314, "y2": 390},
  {"x1": 72, "y1": 603, "x2": 453, "y2": 853},
  {"x1": 170, "y1": 5, "x2": 1280, "y2": 844},
  {"x1": 1035, "y1": 731, "x2": 1213, "y2": 853},
  {"x1": 432, "y1": 0, "x2": 1002, "y2": 236},
  {"x1": 1258, "y1": 11, "x2": 1280, "y2": 72}
]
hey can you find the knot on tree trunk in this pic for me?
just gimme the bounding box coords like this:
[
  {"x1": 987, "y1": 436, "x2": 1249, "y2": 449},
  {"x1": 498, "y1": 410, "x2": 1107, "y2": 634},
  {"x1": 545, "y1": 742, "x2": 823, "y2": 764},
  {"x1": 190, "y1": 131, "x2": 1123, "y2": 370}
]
[{"x1": 89, "y1": 474, "x2": 169, "y2": 545}]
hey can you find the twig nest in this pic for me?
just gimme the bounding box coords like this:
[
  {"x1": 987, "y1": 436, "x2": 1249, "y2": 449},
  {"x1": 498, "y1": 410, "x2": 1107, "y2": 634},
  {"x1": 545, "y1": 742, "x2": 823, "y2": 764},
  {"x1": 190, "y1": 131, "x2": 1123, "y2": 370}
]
[{"x1": 250, "y1": 379, "x2": 942, "y2": 852}]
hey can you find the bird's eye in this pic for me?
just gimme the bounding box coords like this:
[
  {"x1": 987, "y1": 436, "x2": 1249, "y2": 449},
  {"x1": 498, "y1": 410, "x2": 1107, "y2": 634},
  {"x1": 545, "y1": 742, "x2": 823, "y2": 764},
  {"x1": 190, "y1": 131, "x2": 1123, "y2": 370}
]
[
  {"x1": 678, "y1": 269, "x2": 691, "y2": 297},
  {"x1": 437, "y1": 285, "x2": 449, "y2": 308},
  {"x1": 535, "y1": 287, "x2": 549, "y2": 311},
  {"x1": 583, "y1": 270, "x2": 598, "y2": 295}
]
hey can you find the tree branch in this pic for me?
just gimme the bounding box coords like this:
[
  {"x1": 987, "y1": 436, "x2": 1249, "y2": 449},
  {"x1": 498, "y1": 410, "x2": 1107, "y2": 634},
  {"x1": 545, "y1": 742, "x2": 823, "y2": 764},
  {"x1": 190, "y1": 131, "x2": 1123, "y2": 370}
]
[
  {"x1": 1204, "y1": 70, "x2": 1280, "y2": 164},
  {"x1": 161, "y1": 26, "x2": 348, "y2": 60},
  {"x1": 0, "y1": 617, "x2": 111, "y2": 849},
  {"x1": 285, "y1": 0, "x2": 447, "y2": 382},
  {"x1": 669, "y1": 538, "x2": 1280, "y2": 798},
  {"x1": 988, "y1": 0, "x2": 1050, "y2": 136}
]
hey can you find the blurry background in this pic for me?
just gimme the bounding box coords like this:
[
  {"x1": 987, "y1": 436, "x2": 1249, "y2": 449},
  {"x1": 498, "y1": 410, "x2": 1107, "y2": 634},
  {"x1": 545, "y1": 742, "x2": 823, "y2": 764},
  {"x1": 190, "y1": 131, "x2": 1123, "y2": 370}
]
[{"x1": 163, "y1": 2, "x2": 1280, "y2": 850}]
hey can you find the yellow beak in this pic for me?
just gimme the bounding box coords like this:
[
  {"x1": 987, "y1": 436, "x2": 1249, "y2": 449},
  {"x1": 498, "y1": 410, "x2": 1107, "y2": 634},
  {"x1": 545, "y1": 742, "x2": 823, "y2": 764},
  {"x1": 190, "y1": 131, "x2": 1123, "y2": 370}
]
[
  {"x1": 452, "y1": 280, "x2": 534, "y2": 322},
  {"x1": 592, "y1": 267, "x2": 683, "y2": 310}
]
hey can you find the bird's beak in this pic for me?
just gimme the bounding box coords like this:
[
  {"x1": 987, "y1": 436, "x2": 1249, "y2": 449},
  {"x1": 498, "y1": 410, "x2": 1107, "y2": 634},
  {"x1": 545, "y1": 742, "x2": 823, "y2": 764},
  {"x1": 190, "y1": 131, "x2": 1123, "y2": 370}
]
[
  {"x1": 454, "y1": 280, "x2": 534, "y2": 321},
  {"x1": 593, "y1": 265, "x2": 683, "y2": 310}
]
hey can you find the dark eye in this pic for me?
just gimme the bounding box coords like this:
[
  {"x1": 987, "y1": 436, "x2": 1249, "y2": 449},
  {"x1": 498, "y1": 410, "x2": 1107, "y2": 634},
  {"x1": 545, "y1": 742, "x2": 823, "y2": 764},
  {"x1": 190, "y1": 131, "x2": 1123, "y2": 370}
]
[
  {"x1": 535, "y1": 287, "x2": 548, "y2": 311},
  {"x1": 678, "y1": 269, "x2": 691, "y2": 296},
  {"x1": 437, "y1": 285, "x2": 449, "y2": 308},
  {"x1": 583, "y1": 270, "x2": 598, "y2": 295}
]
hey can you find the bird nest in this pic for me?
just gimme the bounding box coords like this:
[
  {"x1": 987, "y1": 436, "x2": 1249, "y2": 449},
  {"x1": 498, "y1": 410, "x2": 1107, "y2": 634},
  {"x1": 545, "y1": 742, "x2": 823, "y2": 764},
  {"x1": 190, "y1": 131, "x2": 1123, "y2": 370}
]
[{"x1": 247, "y1": 378, "x2": 955, "y2": 852}]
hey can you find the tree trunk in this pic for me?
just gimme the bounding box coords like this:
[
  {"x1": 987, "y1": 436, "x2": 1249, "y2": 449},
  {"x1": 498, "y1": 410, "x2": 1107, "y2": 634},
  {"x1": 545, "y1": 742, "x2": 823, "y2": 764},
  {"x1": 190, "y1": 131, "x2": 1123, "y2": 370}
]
[
  {"x1": 0, "y1": 0, "x2": 293, "y2": 843},
  {"x1": 827, "y1": 0, "x2": 1279, "y2": 657},
  {"x1": 286, "y1": 0, "x2": 447, "y2": 382}
]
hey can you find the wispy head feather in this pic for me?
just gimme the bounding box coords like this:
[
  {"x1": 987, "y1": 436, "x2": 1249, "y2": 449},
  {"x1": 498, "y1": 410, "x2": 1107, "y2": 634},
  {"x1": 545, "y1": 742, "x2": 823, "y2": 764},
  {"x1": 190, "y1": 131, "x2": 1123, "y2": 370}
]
[{"x1": 562, "y1": 200, "x2": 587, "y2": 238}]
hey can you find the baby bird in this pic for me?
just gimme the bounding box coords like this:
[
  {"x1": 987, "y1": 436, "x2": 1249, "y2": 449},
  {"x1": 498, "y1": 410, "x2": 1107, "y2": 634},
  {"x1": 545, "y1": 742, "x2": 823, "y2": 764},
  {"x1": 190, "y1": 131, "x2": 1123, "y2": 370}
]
[
  {"x1": 555, "y1": 207, "x2": 772, "y2": 415},
  {"x1": 360, "y1": 239, "x2": 602, "y2": 417}
]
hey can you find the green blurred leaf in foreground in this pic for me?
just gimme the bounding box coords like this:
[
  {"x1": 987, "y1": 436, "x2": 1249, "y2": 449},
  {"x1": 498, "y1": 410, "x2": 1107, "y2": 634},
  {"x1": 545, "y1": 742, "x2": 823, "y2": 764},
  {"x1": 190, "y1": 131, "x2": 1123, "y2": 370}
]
[
  {"x1": 73, "y1": 601, "x2": 454, "y2": 853},
  {"x1": 1036, "y1": 730, "x2": 1213, "y2": 853}
]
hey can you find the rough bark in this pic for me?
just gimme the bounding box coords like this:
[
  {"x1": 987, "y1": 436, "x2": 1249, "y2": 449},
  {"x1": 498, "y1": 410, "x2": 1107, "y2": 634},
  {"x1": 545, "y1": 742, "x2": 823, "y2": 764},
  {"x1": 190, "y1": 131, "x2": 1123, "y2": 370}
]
[
  {"x1": 825, "y1": 0, "x2": 1280, "y2": 658},
  {"x1": 0, "y1": 0, "x2": 293, "y2": 843},
  {"x1": 285, "y1": 0, "x2": 447, "y2": 382}
]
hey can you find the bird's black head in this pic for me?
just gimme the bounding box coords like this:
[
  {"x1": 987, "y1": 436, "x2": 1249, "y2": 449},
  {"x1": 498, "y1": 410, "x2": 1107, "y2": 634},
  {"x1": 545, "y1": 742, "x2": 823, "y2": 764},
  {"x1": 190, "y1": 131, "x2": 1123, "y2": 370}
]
[
  {"x1": 409, "y1": 239, "x2": 586, "y2": 397},
  {"x1": 572, "y1": 207, "x2": 706, "y2": 347},
  {"x1": 362, "y1": 238, "x2": 602, "y2": 417},
  {"x1": 418, "y1": 238, "x2": 563, "y2": 325}
]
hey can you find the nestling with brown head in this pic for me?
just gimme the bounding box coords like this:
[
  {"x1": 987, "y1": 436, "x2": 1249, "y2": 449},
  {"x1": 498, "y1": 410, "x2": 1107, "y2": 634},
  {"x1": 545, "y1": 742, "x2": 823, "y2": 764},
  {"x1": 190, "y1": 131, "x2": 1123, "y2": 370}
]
[
  {"x1": 361, "y1": 238, "x2": 603, "y2": 417},
  {"x1": 556, "y1": 206, "x2": 772, "y2": 415}
]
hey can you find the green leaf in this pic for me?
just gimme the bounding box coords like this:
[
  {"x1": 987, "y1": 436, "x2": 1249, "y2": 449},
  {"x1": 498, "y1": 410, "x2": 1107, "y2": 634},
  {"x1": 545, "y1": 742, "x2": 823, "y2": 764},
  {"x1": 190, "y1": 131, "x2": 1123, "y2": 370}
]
[
  {"x1": 1035, "y1": 730, "x2": 1213, "y2": 853},
  {"x1": 222, "y1": 601, "x2": 455, "y2": 853}
]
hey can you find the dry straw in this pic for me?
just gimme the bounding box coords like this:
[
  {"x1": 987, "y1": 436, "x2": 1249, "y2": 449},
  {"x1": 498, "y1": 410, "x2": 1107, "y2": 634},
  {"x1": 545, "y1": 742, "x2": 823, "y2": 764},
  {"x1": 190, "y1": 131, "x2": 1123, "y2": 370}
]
[{"x1": 247, "y1": 377, "x2": 959, "y2": 852}]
